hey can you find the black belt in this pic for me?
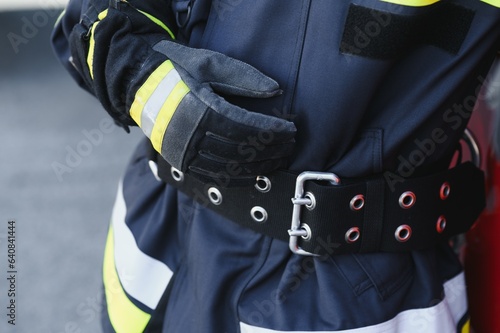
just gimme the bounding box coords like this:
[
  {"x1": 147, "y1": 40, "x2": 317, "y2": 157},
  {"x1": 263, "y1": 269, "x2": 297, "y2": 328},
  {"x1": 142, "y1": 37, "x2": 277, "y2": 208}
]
[{"x1": 153, "y1": 154, "x2": 485, "y2": 256}]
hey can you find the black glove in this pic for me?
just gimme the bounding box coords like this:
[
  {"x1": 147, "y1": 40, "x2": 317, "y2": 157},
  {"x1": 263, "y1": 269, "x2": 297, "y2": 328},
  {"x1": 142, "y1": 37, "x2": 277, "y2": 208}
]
[{"x1": 69, "y1": 1, "x2": 296, "y2": 184}]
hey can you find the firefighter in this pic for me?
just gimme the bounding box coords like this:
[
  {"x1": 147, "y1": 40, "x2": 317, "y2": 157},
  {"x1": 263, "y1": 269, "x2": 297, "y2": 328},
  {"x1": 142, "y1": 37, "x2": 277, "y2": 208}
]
[{"x1": 52, "y1": 0, "x2": 500, "y2": 332}]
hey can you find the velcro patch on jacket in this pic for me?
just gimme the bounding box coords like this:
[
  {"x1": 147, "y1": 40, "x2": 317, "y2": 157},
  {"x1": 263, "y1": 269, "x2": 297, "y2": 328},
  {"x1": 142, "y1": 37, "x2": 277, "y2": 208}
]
[{"x1": 340, "y1": 3, "x2": 475, "y2": 59}]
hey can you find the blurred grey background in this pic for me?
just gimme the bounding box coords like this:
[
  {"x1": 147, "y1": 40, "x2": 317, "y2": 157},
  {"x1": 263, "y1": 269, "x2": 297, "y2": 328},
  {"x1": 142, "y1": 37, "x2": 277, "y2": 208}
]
[
  {"x1": 0, "y1": 4, "x2": 142, "y2": 333},
  {"x1": 1, "y1": 3, "x2": 499, "y2": 333}
]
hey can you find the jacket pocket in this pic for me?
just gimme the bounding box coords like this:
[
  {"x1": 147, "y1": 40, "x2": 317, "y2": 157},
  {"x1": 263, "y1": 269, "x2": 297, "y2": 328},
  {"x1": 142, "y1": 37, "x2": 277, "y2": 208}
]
[{"x1": 330, "y1": 251, "x2": 414, "y2": 300}]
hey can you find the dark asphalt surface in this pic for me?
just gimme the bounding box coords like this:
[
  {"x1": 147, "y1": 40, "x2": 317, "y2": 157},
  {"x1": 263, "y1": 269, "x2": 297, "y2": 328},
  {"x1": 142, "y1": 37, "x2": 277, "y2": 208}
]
[{"x1": 0, "y1": 9, "x2": 142, "y2": 333}]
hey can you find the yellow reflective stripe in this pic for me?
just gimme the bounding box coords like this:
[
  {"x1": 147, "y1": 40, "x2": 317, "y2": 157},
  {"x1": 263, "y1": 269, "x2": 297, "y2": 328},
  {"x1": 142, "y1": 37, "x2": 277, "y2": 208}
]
[
  {"x1": 137, "y1": 9, "x2": 176, "y2": 40},
  {"x1": 119, "y1": 0, "x2": 175, "y2": 39},
  {"x1": 87, "y1": 23, "x2": 98, "y2": 80},
  {"x1": 130, "y1": 61, "x2": 175, "y2": 128},
  {"x1": 87, "y1": 9, "x2": 108, "y2": 80},
  {"x1": 130, "y1": 59, "x2": 190, "y2": 151},
  {"x1": 380, "y1": 0, "x2": 440, "y2": 6},
  {"x1": 482, "y1": 0, "x2": 500, "y2": 7},
  {"x1": 150, "y1": 70, "x2": 190, "y2": 153},
  {"x1": 103, "y1": 226, "x2": 151, "y2": 333},
  {"x1": 98, "y1": 10, "x2": 108, "y2": 20},
  {"x1": 461, "y1": 319, "x2": 470, "y2": 333},
  {"x1": 140, "y1": 68, "x2": 182, "y2": 138}
]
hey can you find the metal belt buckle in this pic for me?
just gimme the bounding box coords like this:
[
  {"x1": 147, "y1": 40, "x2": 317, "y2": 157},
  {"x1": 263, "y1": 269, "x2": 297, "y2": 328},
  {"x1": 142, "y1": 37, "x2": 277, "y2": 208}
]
[{"x1": 288, "y1": 171, "x2": 340, "y2": 256}]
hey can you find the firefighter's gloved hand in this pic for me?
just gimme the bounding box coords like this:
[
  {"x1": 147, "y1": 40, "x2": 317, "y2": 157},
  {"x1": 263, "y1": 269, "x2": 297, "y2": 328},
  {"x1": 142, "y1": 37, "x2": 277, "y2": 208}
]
[
  {"x1": 142, "y1": 41, "x2": 297, "y2": 184},
  {"x1": 67, "y1": 2, "x2": 296, "y2": 184}
]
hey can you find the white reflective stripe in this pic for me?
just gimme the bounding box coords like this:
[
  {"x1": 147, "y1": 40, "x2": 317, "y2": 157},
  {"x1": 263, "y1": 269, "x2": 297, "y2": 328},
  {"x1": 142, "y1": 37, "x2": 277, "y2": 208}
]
[
  {"x1": 111, "y1": 181, "x2": 173, "y2": 310},
  {"x1": 443, "y1": 272, "x2": 467, "y2": 324},
  {"x1": 240, "y1": 273, "x2": 467, "y2": 333},
  {"x1": 141, "y1": 69, "x2": 182, "y2": 138}
]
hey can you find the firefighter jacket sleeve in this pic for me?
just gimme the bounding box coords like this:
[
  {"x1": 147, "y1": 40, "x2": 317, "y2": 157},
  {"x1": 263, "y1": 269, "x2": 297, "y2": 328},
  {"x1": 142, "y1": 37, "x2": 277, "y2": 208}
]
[{"x1": 54, "y1": 0, "x2": 297, "y2": 184}]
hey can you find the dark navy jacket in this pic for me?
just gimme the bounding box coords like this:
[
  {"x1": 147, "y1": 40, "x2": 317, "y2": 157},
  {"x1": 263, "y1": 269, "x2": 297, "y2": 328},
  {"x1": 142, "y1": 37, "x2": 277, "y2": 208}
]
[{"x1": 52, "y1": 1, "x2": 500, "y2": 332}]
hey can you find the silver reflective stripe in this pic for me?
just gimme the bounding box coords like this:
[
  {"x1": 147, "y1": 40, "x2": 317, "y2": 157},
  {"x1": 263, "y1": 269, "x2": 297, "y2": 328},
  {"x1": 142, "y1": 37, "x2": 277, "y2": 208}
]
[
  {"x1": 140, "y1": 69, "x2": 182, "y2": 138},
  {"x1": 111, "y1": 181, "x2": 174, "y2": 310},
  {"x1": 240, "y1": 272, "x2": 467, "y2": 333}
]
